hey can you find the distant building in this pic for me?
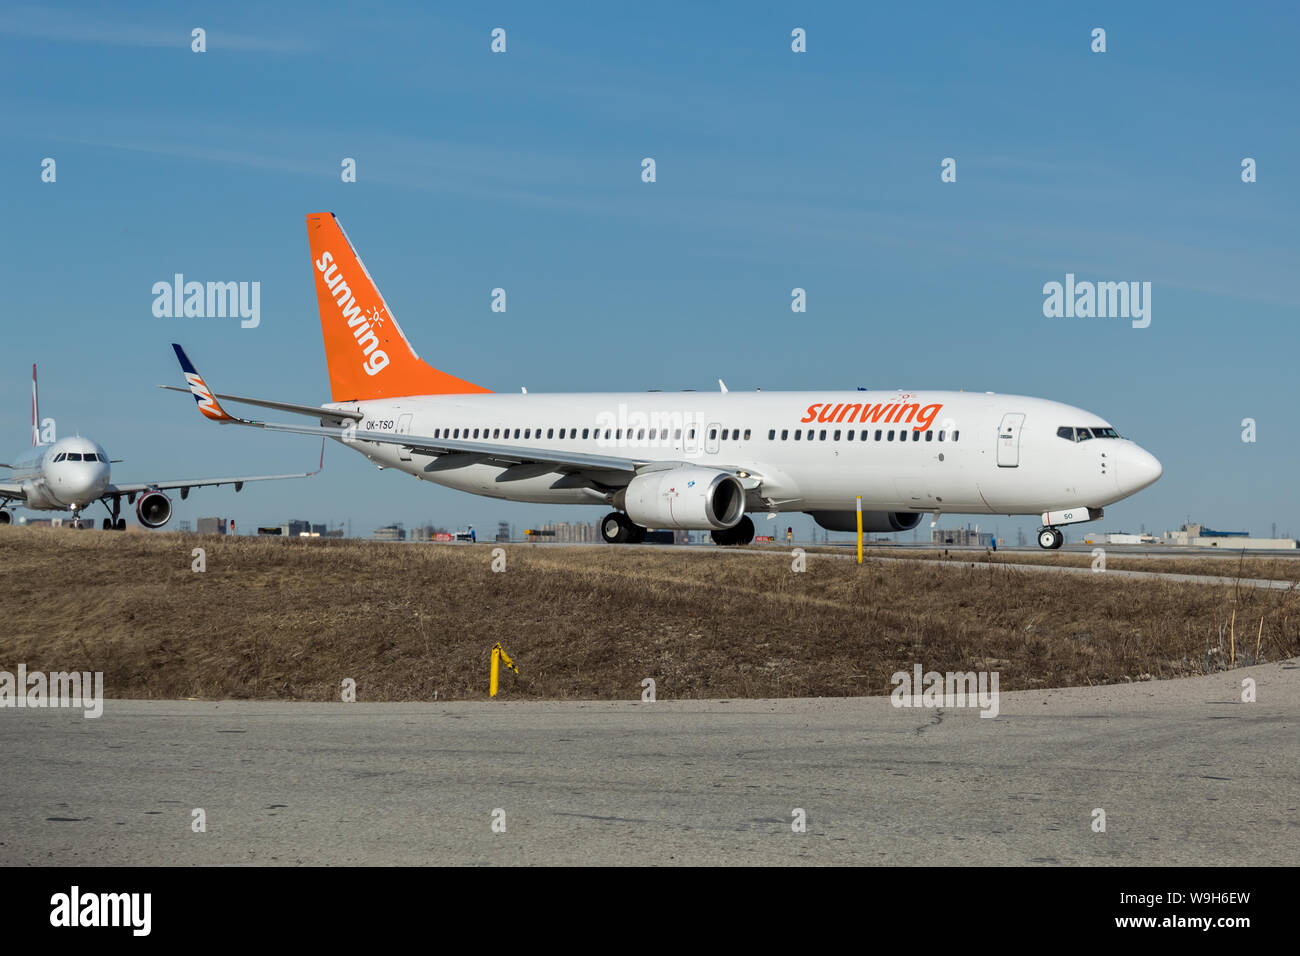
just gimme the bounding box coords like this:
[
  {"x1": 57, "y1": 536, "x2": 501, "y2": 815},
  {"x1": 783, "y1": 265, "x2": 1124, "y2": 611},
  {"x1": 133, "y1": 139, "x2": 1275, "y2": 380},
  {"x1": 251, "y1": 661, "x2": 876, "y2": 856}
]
[
  {"x1": 258, "y1": 520, "x2": 343, "y2": 538},
  {"x1": 496, "y1": 520, "x2": 511, "y2": 542},
  {"x1": 1081, "y1": 531, "x2": 1158, "y2": 545},
  {"x1": 1161, "y1": 523, "x2": 1296, "y2": 550},
  {"x1": 373, "y1": 524, "x2": 406, "y2": 542},
  {"x1": 532, "y1": 521, "x2": 599, "y2": 543},
  {"x1": 932, "y1": 525, "x2": 994, "y2": 547},
  {"x1": 197, "y1": 517, "x2": 227, "y2": 535}
]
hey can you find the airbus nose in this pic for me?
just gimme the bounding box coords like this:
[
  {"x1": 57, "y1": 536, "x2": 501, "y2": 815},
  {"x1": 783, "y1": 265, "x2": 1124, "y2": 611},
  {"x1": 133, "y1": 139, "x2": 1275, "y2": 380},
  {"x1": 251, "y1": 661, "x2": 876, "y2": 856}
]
[{"x1": 1118, "y1": 443, "x2": 1162, "y2": 494}]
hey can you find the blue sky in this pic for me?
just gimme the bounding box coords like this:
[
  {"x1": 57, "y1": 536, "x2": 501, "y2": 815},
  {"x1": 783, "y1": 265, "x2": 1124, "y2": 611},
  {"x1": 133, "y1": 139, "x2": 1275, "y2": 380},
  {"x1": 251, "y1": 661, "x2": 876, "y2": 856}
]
[{"x1": 3, "y1": 2, "x2": 1298, "y2": 541}]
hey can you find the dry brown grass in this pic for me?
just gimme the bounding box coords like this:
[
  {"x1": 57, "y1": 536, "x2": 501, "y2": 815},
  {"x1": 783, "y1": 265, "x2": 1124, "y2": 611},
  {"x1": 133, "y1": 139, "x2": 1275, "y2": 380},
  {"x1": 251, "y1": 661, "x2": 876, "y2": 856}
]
[
  {"x1": 1, "y1": 526, "x2": 1297, "y2": 701},
  {"x1": 798, "y1": 544, "x2": 1300, "y2": 583}
]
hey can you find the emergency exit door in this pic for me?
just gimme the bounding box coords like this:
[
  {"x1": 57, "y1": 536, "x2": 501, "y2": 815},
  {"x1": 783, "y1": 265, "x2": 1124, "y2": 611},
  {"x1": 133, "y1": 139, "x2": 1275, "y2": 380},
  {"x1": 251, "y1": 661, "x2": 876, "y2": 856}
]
[{"x1": 996, "y1": 413, "x2": 1025, "y2": 467}]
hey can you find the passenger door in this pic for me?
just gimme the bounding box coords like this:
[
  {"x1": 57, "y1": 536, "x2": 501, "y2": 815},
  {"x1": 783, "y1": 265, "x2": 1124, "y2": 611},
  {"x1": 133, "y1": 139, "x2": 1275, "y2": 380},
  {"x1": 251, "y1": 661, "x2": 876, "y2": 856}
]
[{"x1": 996, "y1": 413, "x2": 1025, "y2": 467}]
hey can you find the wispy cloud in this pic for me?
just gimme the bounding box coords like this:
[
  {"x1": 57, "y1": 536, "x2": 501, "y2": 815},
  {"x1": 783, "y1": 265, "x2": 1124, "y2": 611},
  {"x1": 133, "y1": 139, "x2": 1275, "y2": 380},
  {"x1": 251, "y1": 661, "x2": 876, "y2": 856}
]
[{"x1": 0, "y1": 5, "x2": 311, "y2": 53}]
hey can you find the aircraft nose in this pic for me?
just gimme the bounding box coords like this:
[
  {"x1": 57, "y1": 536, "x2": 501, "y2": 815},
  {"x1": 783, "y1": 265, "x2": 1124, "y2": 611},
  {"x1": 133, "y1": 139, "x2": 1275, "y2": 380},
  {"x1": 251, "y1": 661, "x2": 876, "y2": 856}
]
[{"x1": 1120, "y1": 444, "x2": 1162, "y2": 492}]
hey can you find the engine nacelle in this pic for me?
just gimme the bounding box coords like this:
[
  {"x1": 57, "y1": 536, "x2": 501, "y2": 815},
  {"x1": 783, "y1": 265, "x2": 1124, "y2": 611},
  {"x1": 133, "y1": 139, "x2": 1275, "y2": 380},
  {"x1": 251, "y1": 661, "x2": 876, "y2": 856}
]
[
  {"x1": 0, "y1": 510, "x2": 10, "y2": 525},
  {"x1": 618, "y1": 467, "x2": 745, "y2": 530},
  {"x1": 135, "y1": 490, "x2": 173, "y2": 529},
  {"x1": 808, "y1": 510, "x2": 923, "y2": 533}
]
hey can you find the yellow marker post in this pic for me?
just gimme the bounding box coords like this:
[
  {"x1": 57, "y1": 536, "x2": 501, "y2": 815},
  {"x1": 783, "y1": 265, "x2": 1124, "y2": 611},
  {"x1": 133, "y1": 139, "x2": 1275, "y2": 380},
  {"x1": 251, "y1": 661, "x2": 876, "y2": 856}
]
[
  {"x1": 856, "y1": 496, "x2": 863, "y2": 564},
  {"x1": 489, "y1": 642, "x2": 519, "y2": 697}
]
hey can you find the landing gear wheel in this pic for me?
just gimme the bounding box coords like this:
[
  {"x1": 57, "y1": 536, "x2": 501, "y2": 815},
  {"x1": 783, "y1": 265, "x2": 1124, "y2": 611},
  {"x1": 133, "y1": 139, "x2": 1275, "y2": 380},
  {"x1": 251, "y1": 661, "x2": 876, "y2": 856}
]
[
  {"x1": 102, "y1": 518, "x2": 113, "y2": 530},
  {"x1": 627, "y1": 523, "x2": 647, "y2": 544},
  {"x1": 115, "y1": 518, "x2": 126, "y2": 530},
  {"x1": 601, "y1": 511, "x2": 632, "y2": 544},
  {"x1": 1038, "y1": 528, "x2": 1064, "y2": 550}
]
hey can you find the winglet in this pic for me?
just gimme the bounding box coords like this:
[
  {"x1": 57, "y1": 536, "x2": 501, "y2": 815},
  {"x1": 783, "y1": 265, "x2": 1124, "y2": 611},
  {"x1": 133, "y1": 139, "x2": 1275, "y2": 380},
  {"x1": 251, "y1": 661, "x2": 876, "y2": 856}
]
[{"x1": 171, "y1": 344, "x2": 251, "y2": 424}]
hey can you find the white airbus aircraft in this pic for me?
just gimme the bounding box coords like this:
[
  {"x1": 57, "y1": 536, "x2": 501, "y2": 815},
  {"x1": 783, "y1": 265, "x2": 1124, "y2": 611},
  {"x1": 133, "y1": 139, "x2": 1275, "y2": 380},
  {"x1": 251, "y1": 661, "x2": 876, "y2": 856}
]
[
  {"x1": 0, "y1": 365, "x2": 322, "y2": 529},
  {"x1": 165, "y1": 212, "x2": 1162, "y2": 550}
]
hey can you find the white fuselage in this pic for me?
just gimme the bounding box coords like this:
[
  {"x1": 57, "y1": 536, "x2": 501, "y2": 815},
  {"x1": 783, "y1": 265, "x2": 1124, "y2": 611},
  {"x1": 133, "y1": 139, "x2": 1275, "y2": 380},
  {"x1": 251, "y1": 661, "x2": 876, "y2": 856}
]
[
  {"x1": 319, "y1": 389, "x2": 1162, "y2": 518},
  {"x1": 7, "y1": 437, "x2": 111, "y2": 511}
]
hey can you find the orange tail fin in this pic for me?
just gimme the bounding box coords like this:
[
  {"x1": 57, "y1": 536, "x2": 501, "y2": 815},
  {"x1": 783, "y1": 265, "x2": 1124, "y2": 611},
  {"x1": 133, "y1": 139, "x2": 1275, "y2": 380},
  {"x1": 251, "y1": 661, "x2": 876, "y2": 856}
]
[{"x1": 305, "y1": 212, "x2": 490, "y2": 401}]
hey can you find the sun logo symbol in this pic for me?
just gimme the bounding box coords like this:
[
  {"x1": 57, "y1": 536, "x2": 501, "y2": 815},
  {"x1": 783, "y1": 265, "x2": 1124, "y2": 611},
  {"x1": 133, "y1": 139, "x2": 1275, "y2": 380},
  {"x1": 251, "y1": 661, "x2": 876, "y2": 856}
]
[{"x1": 366, "y1": 305, "x2": 386, "y2": 328}]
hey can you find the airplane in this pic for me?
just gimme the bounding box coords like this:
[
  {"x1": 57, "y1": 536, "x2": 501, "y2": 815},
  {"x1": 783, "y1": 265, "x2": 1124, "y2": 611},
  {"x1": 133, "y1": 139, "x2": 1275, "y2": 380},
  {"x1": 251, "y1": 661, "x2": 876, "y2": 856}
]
[
  {"x1": 0, "y1": 364, "x2": 322, "y2": 530},
  {"x1": 164, "y1": 211, "x2": 1162, "y2": 550}
]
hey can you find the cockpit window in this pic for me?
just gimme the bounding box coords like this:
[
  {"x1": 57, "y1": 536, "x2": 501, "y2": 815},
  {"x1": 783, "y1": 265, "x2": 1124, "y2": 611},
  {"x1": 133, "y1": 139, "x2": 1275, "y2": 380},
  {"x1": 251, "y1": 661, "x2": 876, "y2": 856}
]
[
  {"x1": 54, "y1": 452, "x2": 66, "y2": 462},
  {"x1": 1058, "y1": 425, "x2": 1121, "y2": 442},
  {"x1": 66, "y1": 452, "x2": 83, "y2": 461}
]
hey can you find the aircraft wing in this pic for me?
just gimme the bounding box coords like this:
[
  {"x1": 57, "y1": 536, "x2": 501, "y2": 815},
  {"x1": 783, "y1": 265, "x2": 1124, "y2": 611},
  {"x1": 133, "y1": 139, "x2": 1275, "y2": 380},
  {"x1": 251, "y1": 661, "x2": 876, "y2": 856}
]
[
  {"x1": 163, "y1": 344, "x2": 697, "y2": 484},
  {"x1": 0, "y1": 482, "x2": 27, "y2": 503},
  {"x1": 107, "y1": 441, "x2": 325, "y2": 496}
]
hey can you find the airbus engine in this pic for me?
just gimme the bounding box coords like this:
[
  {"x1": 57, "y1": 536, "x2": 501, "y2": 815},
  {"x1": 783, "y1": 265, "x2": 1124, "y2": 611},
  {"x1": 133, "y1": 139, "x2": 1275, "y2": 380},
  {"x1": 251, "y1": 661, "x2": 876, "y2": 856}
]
[
  {"x1": 808, "y1": 510, "x2": 923, "y2": 533},
  {"x1": 135, "y1": 490, "x2": 173, "y2": 529},
  {"x1": 617, "y1": 467, "x2": 745, "y2": 530}
]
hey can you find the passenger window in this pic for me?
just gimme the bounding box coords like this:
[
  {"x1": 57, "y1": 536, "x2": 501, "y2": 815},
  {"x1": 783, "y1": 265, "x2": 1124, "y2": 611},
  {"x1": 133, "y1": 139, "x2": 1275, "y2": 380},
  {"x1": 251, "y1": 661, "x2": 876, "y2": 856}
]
[
  {"x1": 912, "y1": 430, "x2": 921, "y2": 441},
  {"x1": 887, "y1": 431, "x2": 895, "y2": 441},
  {"x1": 938, "y1": 431, "x2": 945, "y2": 441},
  {"x1": 794, "y1": 429, "x2": 801, "y2": 440},
  {"x1": 675, "y1": 429, "x2": 682, "y2": 440},
  {"x1": 709, "y1": 429, "x2": 717, "y2": 440},
  {"x1": 819, "y1": 429, "x2": 826, "y2": 440},
  {"x1": 953, "y1": 431, "x2": 960, "y2": 442},
  {"x1": 781, "y1": 429, "x2": 789, "y2": 440},
  {"x1": 721, "y1": 429, "x2": 728, "y2": 440},
  {"x1": 547, "y1": 428, "x2": 554, "y2": 439},
  {"x1": 925, "y1": 431, "x2": 933, "y2": 441},
  {"x1": 846, "y1": 430, "x2": 854, "y2": 441},
  {"x1": 768, "y1": 429, "x2": 775, "y2": 440},
  {"x1": 874, "y1": 430, "x2": 882, "y2": 441},
  {"x1": 493, "y1": 428, "x2": 500, "y2": 438},
  {"x1": 833, "y1": 430, "x2": 841, "y2": 441}
]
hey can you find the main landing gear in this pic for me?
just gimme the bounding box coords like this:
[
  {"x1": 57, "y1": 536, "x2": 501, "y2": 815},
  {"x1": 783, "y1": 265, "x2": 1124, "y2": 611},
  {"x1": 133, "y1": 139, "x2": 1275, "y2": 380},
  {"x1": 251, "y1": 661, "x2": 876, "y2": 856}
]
[
  {"x1": 98, "y1": 496, "x2": 127, "y2": 530},
  {"x1": 601, "y1": 512, "x2": 647, "y2": 544},
  {"x1": 711, "y1": 515, "x2": 755, "y2": 547},
  {"x1": 1037, "y1": 527, "x2": 1064, "y2": 550}
]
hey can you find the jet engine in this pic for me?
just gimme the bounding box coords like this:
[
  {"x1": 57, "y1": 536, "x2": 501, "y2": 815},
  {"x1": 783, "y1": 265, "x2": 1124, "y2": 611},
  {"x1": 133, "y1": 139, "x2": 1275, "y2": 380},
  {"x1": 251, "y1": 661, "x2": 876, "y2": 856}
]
[
  {"x1": 808, "y1": 510, "x2": 923, "y2": 533},
  {"x1": 135, "y1": 490, "x2": 173, "y2": 529},
  {"x1": 616, "y1": 467, "x2": 745, "y2": 530}
]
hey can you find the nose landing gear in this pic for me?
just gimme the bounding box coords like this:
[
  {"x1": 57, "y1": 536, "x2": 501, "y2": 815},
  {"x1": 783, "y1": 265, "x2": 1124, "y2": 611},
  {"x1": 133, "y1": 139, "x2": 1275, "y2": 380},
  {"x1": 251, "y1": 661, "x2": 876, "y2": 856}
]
[{"x1": 1037, "y1": 527, "x2": 1064, "y2": 550}]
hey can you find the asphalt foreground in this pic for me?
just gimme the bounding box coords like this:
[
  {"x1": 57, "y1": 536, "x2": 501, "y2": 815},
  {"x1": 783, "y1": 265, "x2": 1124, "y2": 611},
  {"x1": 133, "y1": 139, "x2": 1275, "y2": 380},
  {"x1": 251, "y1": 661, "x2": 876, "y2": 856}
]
[{"x1": 2, "y1": 661, "x2": 1295, "y2": 866}]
